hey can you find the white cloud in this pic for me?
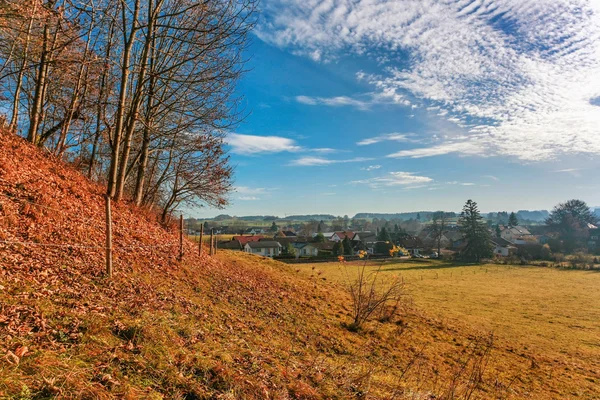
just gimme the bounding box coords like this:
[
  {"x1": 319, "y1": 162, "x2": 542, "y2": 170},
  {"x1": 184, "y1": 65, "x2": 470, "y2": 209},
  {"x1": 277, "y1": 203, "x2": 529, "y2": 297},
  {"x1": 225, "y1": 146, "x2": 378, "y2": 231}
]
[
  {"x1": 446, "y1": 181, "x2": 476, "y2": 186},
  {"x1": 227, "y1": 133, "x2": 303, "y2": 154},
  {"x1": 555, "y1": 168, "x2": 582, "y2": 173},
  {"x1": 257, "y1": 0, "x2": 600, "y2": 161},
  {"x1": 238, "y1": 196, "x2": 260, "y2": 201},
  {"x1": 296, "y1": 95, "x2": 370, "y2": 110},
  {"x1": 351, "y1": 171, "x2": 433, "y2": 188},
  {"x1": 360, "y1": 165, "x2": 382, "y2": 171},
  {"x1": 290, "y1": 156, "x2": 374, "y2": 166},
  {"x1": 357, "y1": 133, "x2": 414, "y2": 146},
  {"x1": 295, "y1": 92, "x2": 410, "y2": 110},
  {"x1": 483, "y1": 175, "x2": 499, "y2": 181},
  {"x1": 313, "y1": 148, "x2": 339, "y2": 154},
  {"x1": 386, "y1": 141, "x2": 484, "y2": 159},
  {"x1": 235, "y1": 186, "x2": 272, "y2": 195}
]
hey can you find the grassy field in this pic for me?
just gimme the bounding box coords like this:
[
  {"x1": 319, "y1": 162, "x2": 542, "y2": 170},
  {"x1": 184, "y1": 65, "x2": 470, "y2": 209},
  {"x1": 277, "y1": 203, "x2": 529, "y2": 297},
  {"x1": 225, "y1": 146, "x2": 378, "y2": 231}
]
[
  {"x1": 295, "y1": 259, "x2": 600, "y2": 370},
  {"x1": 188, "y1": 233, "x2": 236, "y2": 243}
]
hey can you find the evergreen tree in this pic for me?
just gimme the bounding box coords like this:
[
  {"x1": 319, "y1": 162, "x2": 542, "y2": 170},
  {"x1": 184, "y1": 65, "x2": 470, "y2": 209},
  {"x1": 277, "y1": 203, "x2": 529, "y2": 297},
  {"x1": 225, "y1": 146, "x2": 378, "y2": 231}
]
[
  {"x1": 270, "y1": 221, "x2": 278, "y2": 233},
  {"x1": 314, "y1": 232, "x2": 326, "y2": 243},
  {"x1": 377, "y1": 227, "x2": 392, "y2": 242},
  {"x1": 317, "y1": 220, "x2": 324, "y2": 233},
  {"x1": 459, "y1": 200, "x2": 493, "y2": 262},
  {"x1": 342, "y1": 236, "x2": 353, "y2": 255},
  {"x1": 495, "y1": 224, "x2": 501, "y2": 238},
  {"x1": 508, "y1": 212, "x2": 518, "y2": 227},
  {"x1": 333, "y1": 240, "x2": 345, "y2": 256},
  {"x1": 416, "y1": 213, "x2": 421, "y2": 221}
]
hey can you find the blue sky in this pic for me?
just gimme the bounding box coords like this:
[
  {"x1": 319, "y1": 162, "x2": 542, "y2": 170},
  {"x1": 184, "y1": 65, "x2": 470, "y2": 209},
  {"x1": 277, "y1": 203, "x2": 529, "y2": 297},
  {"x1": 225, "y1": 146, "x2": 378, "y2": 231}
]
[{"x1": 193, "y1": 0, "x2": 600, "y2": 218}]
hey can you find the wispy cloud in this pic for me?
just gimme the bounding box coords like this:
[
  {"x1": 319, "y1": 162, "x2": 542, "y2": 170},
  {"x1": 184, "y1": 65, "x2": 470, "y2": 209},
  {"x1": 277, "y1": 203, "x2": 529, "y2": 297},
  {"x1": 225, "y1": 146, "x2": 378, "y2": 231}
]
[
  {"x1": 446, "y1": 181, "x2": 476, "y2": 186},
  {"x1": 227, "y1": 133, "x2": 303, "y2": 154},
  {"x1": 386, "y1": 141, "x2": 484, "y2": 159},
  {"x1": 360, "y1": 165, "x2": 381, "y2": 171},
  {"x1": 555, "y1": 168, "x2": 583, "y2": 173},
  {"x1": 296, "y1": 95, "x2": 370, "y2": 110},
  {"x1": 238, "y1": 196, "x2": 260, "y2": 201},
  {"x1": 313, "y1": 148, "x2": 340, "y2": 154},
  {"x1": 357, "y1": 133, "x2": 415, "y2": 146},
  {"x1": 235, "y1": 186, "x2": 274, "y2": 195},
  {"x1": 295, "y1": 91, "x2": 411, "y2": 110},
  {"x1": 290, "y1": 156, "x2": 374, "y2": 166},
  {"x1": 483, "y1": 175, "x2": 499, "y2": 181},
  {"x1": 351, "y1": 171, "x2": 433, "y2": 188},
  {"x1": 228, "y1": 134, "x2": 347, "y2": 157},
  {"x1": 258, "y1": 0, "x2": 600, "y2": 161}
]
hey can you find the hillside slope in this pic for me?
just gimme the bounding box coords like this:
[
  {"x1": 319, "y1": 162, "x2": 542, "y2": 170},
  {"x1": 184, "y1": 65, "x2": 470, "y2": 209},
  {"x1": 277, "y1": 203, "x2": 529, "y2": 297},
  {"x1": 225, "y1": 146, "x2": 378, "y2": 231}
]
[{"x1": 0, "y1": 131, "x2": 597, "y2": 399}]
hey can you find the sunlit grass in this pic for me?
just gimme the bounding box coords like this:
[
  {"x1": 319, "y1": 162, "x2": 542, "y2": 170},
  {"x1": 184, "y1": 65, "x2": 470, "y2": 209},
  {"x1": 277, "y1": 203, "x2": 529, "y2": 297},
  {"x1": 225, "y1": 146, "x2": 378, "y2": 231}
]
[{"x1": 295, "y1": 258, "x2": 600, "y2": 363}]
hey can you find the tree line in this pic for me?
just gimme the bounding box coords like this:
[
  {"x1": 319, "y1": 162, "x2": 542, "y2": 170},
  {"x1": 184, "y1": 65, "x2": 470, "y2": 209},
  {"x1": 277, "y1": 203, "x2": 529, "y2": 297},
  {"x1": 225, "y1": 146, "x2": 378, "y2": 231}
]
[{"x1": 0, "y1": 0, "x2": 256, "y2": 221}]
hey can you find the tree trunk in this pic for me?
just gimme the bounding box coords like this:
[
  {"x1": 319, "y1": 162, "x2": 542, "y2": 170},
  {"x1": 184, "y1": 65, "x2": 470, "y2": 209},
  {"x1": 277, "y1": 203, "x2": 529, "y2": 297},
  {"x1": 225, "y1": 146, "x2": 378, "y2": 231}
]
[
  {"x1": 27, "y1": 21, "x2": 50, "y2": 144},
  {"x1": 10, "y1": 1, "x2": 36, "y2": 132},
  {"x1": 114, "y1": 0, "x2": 160, "y2": 201},
  {"x1": 107, "y1": 0, "x2": 140, "y2": 198}
]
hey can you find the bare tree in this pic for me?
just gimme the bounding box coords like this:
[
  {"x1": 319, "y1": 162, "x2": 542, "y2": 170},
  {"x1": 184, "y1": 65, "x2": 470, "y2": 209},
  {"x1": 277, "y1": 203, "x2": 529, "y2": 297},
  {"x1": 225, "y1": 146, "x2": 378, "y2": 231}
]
[{"x1": 431, "y1": 211, "x2": 448, "y2": 256}]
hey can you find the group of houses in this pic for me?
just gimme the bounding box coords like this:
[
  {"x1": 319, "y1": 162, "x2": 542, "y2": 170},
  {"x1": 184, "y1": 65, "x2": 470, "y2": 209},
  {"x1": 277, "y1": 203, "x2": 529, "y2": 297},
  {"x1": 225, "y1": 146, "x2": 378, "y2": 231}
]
[
  {"x1": 217, "y1": 230, "x2": 424, "y2": 259},
  {"x1": 217, "y1": 221, "x2": 600, "y2": 259}
]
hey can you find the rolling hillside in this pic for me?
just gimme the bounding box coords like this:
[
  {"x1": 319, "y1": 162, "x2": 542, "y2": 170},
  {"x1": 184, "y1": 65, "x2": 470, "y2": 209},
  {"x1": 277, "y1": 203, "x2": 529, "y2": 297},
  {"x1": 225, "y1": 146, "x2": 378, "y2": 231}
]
[{"x1": 1, "y1": 130, "x2": 597, "y2": 399}]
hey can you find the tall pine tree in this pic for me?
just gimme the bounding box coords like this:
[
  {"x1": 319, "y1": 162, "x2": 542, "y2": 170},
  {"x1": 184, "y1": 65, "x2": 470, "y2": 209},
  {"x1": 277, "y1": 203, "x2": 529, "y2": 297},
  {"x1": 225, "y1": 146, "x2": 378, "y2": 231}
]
[{"x1": 459, "y1": 200, "x2": 493, "y2": 263}]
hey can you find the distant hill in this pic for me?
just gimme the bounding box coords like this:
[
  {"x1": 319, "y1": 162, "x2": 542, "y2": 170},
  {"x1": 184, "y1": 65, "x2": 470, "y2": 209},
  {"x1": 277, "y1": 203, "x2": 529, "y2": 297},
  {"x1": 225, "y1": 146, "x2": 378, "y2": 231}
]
[
  {"x1": 281, "y1": 214, "x2": 336, "y2": 221},
  {"x1": 352, "y1": 212, "x2": 456, "y2": 220},
  {"x1": 202, "y1": 214, "x2": 337, "y2": 222}
]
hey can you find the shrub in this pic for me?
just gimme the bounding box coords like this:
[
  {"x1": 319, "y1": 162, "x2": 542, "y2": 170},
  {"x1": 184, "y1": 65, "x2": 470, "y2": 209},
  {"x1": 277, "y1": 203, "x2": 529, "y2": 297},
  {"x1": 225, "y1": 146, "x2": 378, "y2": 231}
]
[{"x1": 340, "y1": 254, "x2": 406, "y2": 331}]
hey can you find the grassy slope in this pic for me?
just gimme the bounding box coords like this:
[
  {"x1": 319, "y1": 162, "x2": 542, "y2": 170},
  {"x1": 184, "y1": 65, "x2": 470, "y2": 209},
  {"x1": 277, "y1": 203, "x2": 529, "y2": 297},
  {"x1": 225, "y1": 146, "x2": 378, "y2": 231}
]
[{"x1": 0, "y1": 131, "x2": 598, "y2": 398}]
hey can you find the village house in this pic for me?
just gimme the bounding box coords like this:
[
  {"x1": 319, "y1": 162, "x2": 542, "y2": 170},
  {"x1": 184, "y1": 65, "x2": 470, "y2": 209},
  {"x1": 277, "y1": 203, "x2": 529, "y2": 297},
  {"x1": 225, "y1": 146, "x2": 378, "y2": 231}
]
[
  {"x1": 330, "y1": 231, "x2": 355, "y2": 242},
  {"x1": 500, "y1": 226, "x2": 535, "y2": 244},
  {"x1": 244, "y1": 241, "x2": 282, "y2": 257},
  {"x1": 491, "y1": 237, "x2": 517, "y2": 257},
  {"x1": 217, "y1": 240, "x2": 243, "y2": 251}
]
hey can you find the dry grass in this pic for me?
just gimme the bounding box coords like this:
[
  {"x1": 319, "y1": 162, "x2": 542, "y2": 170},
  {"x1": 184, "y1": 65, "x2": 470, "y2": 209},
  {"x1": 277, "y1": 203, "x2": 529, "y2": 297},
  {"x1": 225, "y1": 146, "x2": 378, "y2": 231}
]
[
  {"x1": 2, "y1": 131, "x2": 600, "y2": 398},
  {"x1": 295, "y1": 258, "x2": 600, "y2": 395}
]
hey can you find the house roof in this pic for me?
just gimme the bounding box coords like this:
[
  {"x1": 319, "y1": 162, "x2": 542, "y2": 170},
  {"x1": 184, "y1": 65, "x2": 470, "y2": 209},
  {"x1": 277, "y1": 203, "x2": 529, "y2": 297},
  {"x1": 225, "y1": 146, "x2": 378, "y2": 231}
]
[
  {"x1": 316, "y1": 232, "x2": 335, "y2": 239},
  {"x1": 334, "y1": 231, "x2": 355, "y2": 239},
  {"x1": 245, "y1": 241, "x2": 282, "y2": 249},
  {"x1": 217, "y1": 240, "x2": 243, "y2": 250},
  {"x1": 309, "y1": 242, "x2": 335, "y2": 251},
  {"x1": 233, "y1": 235, "x2": 264, "y2": 245},
  {"x1": 491, "y1": 238, "x2": 515, "y2": 248},
  {"x1": 354, "y1": 231, "x2": 377, "y2": 242},
  {"x1": 506, "y1": 227, "x2": 532, "y2": 236},
  {"x1": 399, "y1": 236, "x2": 423, "y2": 249},
  {"x1": 282, "y1": 230, "x2": 297, "y2": 237}
]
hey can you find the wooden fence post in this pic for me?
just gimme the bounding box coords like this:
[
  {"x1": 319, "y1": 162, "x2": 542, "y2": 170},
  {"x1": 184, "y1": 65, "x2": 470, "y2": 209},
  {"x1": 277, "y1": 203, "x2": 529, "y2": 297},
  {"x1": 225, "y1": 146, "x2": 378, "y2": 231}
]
[
  {"x1": 199, "y1": 224, "x2": 204, "y2": 255},
  {"x1": 210, "y1": 229, "x2": 214, "y2": 255},
  {"x1": 104, "y1": 195, "x2": 113, "y2": 278},
  {"x1": 179, "y1": 214, "x2": 184, "y2": 261},
  {"x1": 215, "y1": 233, "x2": 218, "y2": 254}
]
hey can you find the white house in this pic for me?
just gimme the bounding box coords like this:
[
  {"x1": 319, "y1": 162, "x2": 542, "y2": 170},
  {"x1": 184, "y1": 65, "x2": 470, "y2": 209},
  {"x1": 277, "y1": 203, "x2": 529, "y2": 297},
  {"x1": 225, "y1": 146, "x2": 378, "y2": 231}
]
[
  {"x1": 501, "y1": 226, "x2": 534, "y2": 244},
  {"x1": 314, "y1": 232, "x2": 335, "y2": 241},
  {"x1": 330, "y1": 231, "x2": 355, "y2": 242},
  {"x1": 295, "y1": 243, "x2": 319, "y2": 257},
  {"x1": 244, "y1": 241, "x2": 282, "y2": 257},
  {"x1": 491, "y1": 238, "x2": 517, "y2": 257}
]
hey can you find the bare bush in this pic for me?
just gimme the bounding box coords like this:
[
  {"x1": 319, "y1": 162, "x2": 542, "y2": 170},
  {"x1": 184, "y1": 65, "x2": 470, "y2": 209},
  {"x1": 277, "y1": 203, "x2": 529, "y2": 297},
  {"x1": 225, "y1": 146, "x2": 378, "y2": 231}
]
[{"x1": 340, "y1": 254, "x2": 406, "y2": 331}]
